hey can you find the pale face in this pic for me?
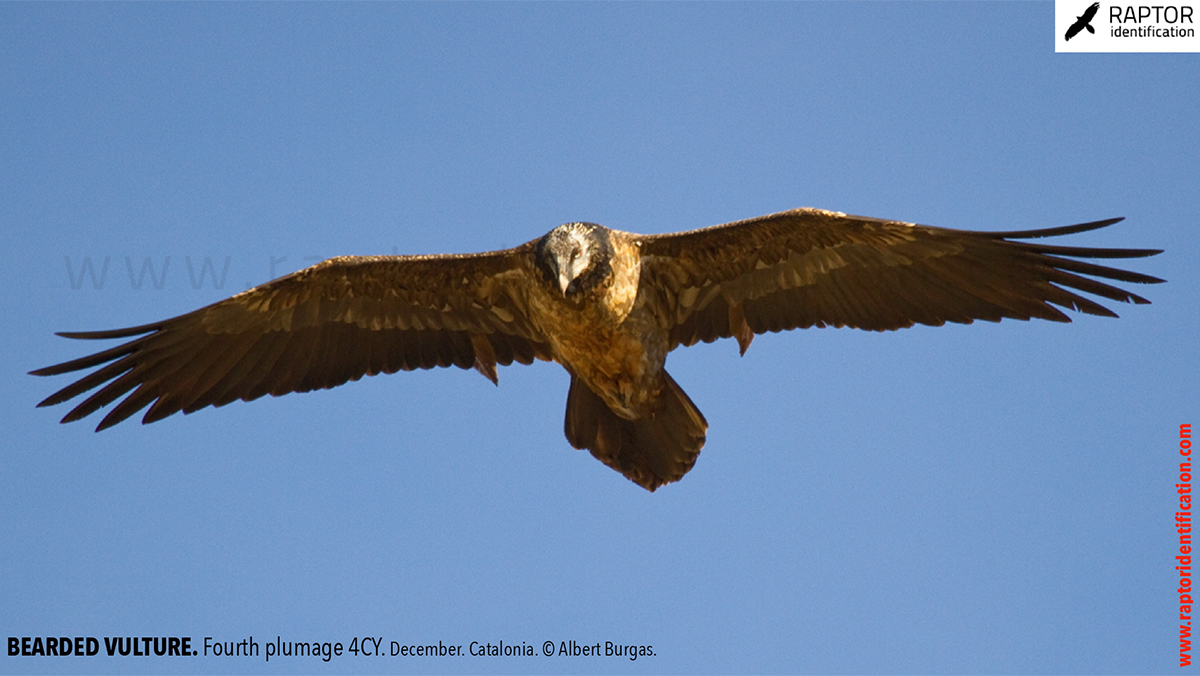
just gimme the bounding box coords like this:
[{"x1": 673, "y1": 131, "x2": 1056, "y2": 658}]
[
  {"x1": 557, "y1": 225, "x2": 594, "y2": 294},
  {"x1": 537, "y1": 222, "x2": 605, "y2": 296}
]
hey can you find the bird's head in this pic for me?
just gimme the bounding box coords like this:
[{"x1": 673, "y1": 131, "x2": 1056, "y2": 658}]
[{"x1": 535, "y1": 222, "x2": 615, "y2": 299}]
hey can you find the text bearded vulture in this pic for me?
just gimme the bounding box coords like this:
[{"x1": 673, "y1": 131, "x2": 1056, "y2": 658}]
[{"x1": 32, "y1": 208, "x2": 1163, "y2": 490}]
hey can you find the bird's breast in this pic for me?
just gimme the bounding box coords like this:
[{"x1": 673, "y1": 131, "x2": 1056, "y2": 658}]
[{"x1": 526, "y1": 284, "x2": 668, "y2": 420}]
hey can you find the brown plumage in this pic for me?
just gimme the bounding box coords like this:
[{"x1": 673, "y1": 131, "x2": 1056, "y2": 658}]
[{"x1": 31, "y1": 208, "x2": 1164, "y2": 490}]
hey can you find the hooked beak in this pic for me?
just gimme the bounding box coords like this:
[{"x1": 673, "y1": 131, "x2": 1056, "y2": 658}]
[{"x1": 556, "y1": 253, "x2": 587, "y2": 296}]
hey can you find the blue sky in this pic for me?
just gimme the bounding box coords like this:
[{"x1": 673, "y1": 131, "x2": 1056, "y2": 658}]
[{"x1": 2, "y1": 3, "x2": 1196, "y2": 674}]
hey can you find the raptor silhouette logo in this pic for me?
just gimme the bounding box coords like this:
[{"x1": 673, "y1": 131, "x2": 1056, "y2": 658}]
[{"x1": 1066, "y1": 1, "x2": 1101, "y2": 40}]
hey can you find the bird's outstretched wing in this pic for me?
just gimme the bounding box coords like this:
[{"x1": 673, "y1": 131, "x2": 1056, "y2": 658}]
[
  {"x1": 32, "y1": 247, "x2": 552, "y2": 431},
  {"x1": 635, "y1": 209, "x2": 1163, "y2": 353}
]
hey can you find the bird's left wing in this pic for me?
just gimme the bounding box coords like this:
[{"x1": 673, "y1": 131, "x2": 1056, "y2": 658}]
[
  {"x1": 635, "y1": 208, "x2": 1163, "y2": 353},
  {"x1": 32, "y1": 246, "x2": 552, "y2": 431}
]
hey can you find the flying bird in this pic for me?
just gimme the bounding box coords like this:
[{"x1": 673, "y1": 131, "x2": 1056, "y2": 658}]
[
  {"x1": 32, "y1": 208, "x2": 1163, "y2": 490},
  {"x1": 1065, "y1": 2, "x2": 1100, "y2": 40}
]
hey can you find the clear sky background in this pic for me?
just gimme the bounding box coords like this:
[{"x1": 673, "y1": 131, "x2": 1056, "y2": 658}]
[{"x1": 2, "y1": 3, "x2": 1196, "y2": 674}]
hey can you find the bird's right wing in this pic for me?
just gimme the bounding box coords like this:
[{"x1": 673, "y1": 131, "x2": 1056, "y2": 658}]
[{"x1": 32, "y1": 245, "x2": 553, "y2": 431}]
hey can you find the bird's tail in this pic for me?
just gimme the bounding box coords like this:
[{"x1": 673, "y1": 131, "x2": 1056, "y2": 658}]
[{"x1": 563, "y1": 371, "x2": 707, "y2": 491}]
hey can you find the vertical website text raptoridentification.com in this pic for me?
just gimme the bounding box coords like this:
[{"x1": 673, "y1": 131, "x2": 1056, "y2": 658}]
[{"x1": 1178, "y1": 423, "x2": 1193, "y2": 667}]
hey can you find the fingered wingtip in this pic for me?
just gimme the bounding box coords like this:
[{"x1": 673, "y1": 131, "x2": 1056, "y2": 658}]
[{"x1": 984, "y1": 217, "x2": 1126, "y2": 240}]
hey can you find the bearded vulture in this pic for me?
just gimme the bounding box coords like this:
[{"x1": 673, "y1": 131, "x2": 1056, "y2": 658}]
[{"x1": 32, "y1": 208, "x2": 1163, "y2": 490}]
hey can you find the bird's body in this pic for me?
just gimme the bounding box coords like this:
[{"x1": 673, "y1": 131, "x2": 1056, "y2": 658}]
[
  {"x1": 33, "y1": 208, "x2": 1163, "y2": 490},
  {"x1": 526, "y1": 223, "x2": 660, "y2": 419}
]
